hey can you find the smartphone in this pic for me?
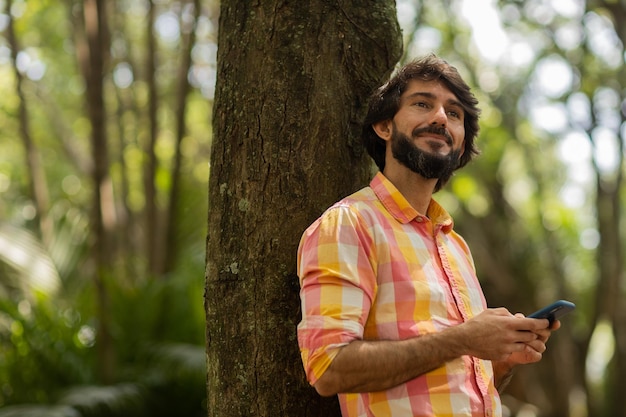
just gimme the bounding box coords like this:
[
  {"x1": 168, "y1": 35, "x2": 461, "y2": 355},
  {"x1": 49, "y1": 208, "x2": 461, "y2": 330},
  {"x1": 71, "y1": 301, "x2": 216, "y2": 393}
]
[{"x1": 528, "y1": 300, "x2": 576, "y2": 323}]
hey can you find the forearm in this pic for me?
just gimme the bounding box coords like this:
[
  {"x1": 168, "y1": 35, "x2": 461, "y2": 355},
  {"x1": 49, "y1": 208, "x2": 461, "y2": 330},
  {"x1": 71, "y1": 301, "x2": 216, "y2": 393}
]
[
  {"x1": 314, "y1": 326, "x2": 468, "y2": 396},
  {"x1": 311, "y1": 308, "x2": 549, "y2": 396}
]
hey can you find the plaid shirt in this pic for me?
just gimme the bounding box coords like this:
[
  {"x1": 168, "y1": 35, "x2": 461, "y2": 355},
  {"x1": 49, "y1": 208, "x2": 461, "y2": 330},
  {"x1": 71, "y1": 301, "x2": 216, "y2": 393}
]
[{"x1": 297, "y1": 172, "x2": 501, "y2": 417}]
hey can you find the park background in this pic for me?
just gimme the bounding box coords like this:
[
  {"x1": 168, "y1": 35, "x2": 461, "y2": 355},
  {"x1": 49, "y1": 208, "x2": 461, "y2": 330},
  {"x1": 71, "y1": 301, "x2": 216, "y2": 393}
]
[{"x1": 0, "y1": 0, "x2": 624, "y2": 416}]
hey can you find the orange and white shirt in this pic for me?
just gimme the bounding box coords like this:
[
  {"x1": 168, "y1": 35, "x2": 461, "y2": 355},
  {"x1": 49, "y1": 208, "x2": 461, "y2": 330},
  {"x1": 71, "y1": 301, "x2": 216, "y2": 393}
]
[{"x1": 297, "y1": 172, "x2": 501, "y2": 417}]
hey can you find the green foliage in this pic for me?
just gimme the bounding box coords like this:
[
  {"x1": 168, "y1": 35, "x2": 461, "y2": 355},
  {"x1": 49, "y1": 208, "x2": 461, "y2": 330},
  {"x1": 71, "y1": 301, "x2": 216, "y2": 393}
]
[
  {"x1": 0, "y1": 405, "x2": 81, "y2": 417},
  {"x1": 0, "y1": 251, "x2": 206, "y2": 416},
  {"x1": 0, "y1": 298, "x2": 92, "y2": 404},
  {"x1": 0, "y1": 222, "x2": 61, "y2": 299},
  {"x1": 0, "y1": 0, "x2": 212, "y2": 415},
  {"x1": 58, "y1": 384, "x2": 148, "y2": 417}
]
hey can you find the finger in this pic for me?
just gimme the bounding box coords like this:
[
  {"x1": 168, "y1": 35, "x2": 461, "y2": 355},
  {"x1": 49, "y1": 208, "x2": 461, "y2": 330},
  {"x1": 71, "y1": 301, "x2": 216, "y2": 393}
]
[
  {"x1": 492, "y1": 307, "x2": 513, "y2": 317},
  {"x1": 525, "y1": 317, "x2": 550, "y2": 331},
  {"x1": 534, "y1": 328, "x2": 551, "y2": 343},
  {"x1": 509, "y1": 317, "x2": 547, "y2": 332},
  {"x1": 525, "y1": 339, "x2": 547, "y2": 354},
  {"x1": 511, "y1": 341, "x2": 531, "y2": 353},
  {"x1": 515, "y1": 330, "x2": 539, "y2": 343},
  {"x1": 524, "y1": 345, "x2": 543, "y2": 362}
]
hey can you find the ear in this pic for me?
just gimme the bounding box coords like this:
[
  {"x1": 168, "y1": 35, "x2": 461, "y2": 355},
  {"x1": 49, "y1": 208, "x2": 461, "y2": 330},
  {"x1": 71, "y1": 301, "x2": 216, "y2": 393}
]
[{"x1": 372, "y1": 120, "x2": 392, "y2": 142}]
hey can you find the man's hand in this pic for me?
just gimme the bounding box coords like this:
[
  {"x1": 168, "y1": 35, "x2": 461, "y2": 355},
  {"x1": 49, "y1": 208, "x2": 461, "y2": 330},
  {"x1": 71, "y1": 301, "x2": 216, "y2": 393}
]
[
  {"x1": 505, "y1": 314, "x2": 561, "y2": 365},
  {"x1": 491, "y1": 313, "x2": 561, "y2": 391},
  {"x1": 454, "y1": 308, "x2": 551, "y2": 362}
]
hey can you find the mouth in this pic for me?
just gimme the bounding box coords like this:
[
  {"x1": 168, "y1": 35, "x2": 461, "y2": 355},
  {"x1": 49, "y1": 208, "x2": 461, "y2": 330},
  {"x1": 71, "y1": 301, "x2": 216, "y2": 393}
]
[
  {"x1": 421, "y1": 134, "x2": 452, "y2": 146},
  {"x1": 412, "y1": 127, "x2": 453, "y2": 147}
]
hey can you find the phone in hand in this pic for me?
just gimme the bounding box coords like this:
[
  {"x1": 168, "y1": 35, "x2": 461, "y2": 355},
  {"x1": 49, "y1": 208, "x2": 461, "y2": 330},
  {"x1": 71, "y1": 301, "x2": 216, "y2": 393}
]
[{"x1": 528, "y1": 300, "x2": 575, "y2": 324}]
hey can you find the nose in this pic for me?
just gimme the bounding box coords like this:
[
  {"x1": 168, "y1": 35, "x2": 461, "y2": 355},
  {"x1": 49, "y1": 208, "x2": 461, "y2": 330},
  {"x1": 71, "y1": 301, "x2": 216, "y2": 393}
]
[{"x1": 431, "y1": 105, "x2": 447, "y2": 127}]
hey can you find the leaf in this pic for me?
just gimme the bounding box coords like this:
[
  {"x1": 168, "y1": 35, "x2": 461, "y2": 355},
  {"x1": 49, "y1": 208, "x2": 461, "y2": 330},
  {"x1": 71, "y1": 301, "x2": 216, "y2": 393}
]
[
  {"x1": 148, "y1": 343, "x2": 206, "y2": 379},
  {"x1": 0, "y1": 405, "x2": 81, "y2": 417},
  {"x1": 58, "y1": 384, "x2": 146, "y2": 417},
  {"x1": 0, "y1": 222, "x2": 60, "y2": 299}
]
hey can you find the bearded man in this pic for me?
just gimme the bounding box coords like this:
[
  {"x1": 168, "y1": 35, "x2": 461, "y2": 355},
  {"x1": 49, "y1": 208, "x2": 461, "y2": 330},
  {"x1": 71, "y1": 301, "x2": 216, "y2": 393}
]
[{"x1": 296, "y1": 55, "x2": 560, "y2": 417}]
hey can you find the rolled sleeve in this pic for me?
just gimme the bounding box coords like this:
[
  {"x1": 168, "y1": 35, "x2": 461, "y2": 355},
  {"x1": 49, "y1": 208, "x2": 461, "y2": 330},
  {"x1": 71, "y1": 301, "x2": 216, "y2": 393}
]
[{"x1": 296, "y1": 205, "x2": 377, "y2": 384}]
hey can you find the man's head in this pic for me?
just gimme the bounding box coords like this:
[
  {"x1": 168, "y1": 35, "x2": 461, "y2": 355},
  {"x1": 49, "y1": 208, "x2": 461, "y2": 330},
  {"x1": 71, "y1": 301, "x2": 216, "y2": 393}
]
[{"x1": 362, "y1": 54, "x2": 480, "y2": 191}]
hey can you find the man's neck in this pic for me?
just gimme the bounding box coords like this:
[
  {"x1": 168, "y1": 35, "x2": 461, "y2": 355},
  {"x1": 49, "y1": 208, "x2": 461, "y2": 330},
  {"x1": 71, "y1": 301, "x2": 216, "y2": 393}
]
[{"x1": 382, "y1": 165, "x2": 437, "y2": 215}]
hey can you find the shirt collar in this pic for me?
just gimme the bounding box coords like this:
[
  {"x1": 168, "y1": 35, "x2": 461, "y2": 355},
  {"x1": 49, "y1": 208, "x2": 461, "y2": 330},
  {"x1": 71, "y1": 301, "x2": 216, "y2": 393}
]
[{"x1": 370, "y1": 172, "x2": 454, "y2": 232}]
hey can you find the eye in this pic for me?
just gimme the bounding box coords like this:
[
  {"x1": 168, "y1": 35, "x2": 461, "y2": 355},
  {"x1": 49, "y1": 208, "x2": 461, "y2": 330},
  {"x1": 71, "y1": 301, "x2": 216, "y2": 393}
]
[{"x1": 447, "y1": 108, "x2": 463, "y2": 120}]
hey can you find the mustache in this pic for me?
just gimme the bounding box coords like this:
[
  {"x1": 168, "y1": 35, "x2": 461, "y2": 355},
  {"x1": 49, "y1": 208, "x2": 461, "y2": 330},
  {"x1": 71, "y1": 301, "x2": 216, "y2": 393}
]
[{"x1": 412, "y1": 126, "x2": 453, "y2": 146}]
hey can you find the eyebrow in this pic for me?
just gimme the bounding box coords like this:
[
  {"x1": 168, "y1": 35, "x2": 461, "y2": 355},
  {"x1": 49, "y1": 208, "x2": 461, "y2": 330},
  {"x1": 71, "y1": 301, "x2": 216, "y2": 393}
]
[{"x1": 404, "y1": 91, "x2": 464, "y2": 110}]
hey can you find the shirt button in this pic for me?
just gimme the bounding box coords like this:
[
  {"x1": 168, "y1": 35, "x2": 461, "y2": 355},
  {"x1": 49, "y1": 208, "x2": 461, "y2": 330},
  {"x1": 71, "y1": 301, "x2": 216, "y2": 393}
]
[
  {"x1": 416, "y1": 217, "x2": 423, "y2": 222},
  {"x1": 486, "y1": 410, "x2": 492, "y2": 417}
]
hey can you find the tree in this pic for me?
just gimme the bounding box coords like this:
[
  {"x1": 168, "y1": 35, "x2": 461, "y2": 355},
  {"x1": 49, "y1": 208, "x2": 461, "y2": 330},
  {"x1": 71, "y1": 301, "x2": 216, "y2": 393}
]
[
  {"x1": 204, "y1": 1, "x2": 402, "y2": 415},
  {"x1": 5, "y1": 0, "x2": 52, "y2": 248},
  {"x1": 73, "y1": 0, "x2": 117, "y2": 384},
  {"x1": 583, "y1": 3, "x2": 626, "y2": 414}
]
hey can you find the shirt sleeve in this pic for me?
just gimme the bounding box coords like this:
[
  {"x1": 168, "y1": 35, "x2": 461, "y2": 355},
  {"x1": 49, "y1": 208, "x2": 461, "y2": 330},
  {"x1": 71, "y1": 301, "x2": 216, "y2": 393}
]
[{"x1": 296, "y1": 204, "x2": 378, "y2": 385}]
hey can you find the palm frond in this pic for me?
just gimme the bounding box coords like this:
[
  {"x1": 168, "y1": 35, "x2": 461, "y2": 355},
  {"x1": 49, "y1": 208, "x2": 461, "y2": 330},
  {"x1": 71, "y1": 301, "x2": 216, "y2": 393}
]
[
  {"x1": 57, "y1": 384, "x2": 147, "y2": 417},
  {"x1": 148, "y1": 343, "x2": 206, "y2": 379},
  {"x1": 141, "y1": 343, "x2": 206, "y2": 417},
  {"x1": 0, "y1": 405, "x2": 81, "y2": 417},
  {"x1": 46, "y1": 203, "x2": 89, "y2": 286},
  {"x1": 0, "y1": 222, "x2": 60, "y2": 299}
]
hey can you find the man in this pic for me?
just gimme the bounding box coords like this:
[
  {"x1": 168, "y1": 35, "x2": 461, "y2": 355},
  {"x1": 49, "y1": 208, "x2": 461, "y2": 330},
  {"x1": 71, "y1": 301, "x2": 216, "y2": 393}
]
[{"x1": 296, "y1": 55, "x2": 559, "y2": 417}]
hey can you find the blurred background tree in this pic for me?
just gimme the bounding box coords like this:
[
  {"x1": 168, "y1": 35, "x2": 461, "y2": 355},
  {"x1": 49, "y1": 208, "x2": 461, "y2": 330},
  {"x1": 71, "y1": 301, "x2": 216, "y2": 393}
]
[
  {"x1": 0, "y1": 0, "x2": 215, "y2": 415},
  {"x1": 0, "y1": 0, "x2": 624, "y2": 416}
]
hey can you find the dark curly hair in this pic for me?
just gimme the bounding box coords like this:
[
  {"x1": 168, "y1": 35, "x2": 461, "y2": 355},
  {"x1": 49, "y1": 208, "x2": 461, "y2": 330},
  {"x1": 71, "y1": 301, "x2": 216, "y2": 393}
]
[{"x1": 362, "y1": 54, "x2": 481, "y2": 191}]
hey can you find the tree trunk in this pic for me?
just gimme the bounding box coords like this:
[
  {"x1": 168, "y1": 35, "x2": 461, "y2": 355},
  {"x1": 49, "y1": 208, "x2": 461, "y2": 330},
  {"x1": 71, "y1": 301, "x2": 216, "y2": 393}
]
[
  {"x1": 164, "y1": 0, "x2": 201, "y2": 274},
  {"x1": 145, "y1": 0, "x2": 162, "y2": 275},
  {"x1": 585, "y1": 2, "x2": 626, "y2": 408},
  {"x1": 76, "y1": 0, "x2": 116, "y2": 384},
  {"x1": 6, "y1": 0, "x2": 52, "y2": 248},
  {"x1": 596, "y1": 5, "x2": 626, "y2": 415},
  {"x1": 594, "y1": 120, "x2": 625, "y2": 417},
  {"x1": 205, "y1": 1, "x2": 402, "y2": 415}
]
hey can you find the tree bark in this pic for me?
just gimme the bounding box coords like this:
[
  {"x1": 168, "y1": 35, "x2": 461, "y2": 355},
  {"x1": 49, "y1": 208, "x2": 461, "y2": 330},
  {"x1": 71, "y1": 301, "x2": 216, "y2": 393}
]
[
  {"x1": 6, "y1": 0, "x2": 52, "y2": 247},
  {"x1": 587, "y1": 4, "x2": 626, "y2": 414},
  {"x1": 145, "y1": 0, "x2": 162, "y2": 275},
  {"x1": 164, "y1": 0, "x2": 201, "y2": 274},
  {"x1": 205, "y1": 1, "x2": 402, "y2": 415},
  {"x1": 591, "y1": 64, "x2": 626, "y2": 417},
  {"x1": 76, "y1": 0, "x2": 116, "y2": 384}
]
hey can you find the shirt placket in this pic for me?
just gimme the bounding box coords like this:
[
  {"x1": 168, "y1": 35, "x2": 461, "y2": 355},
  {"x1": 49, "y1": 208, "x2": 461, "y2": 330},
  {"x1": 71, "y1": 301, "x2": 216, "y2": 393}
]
[{"x1": 434, "y1": 225, "x2": 494, "y2": 417}]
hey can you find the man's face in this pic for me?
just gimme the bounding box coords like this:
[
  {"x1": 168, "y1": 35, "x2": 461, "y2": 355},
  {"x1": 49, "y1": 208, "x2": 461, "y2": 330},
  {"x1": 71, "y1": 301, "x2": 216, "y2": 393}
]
[{"x1": 388, "y1": 79, "x2": 466, "y2": 179}]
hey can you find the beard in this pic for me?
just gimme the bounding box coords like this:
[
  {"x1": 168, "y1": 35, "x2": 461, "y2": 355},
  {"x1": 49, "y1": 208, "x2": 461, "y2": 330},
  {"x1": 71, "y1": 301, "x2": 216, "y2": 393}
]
[{"x1": 391, "y1": 125, "x2": 462, "y2": 183}]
